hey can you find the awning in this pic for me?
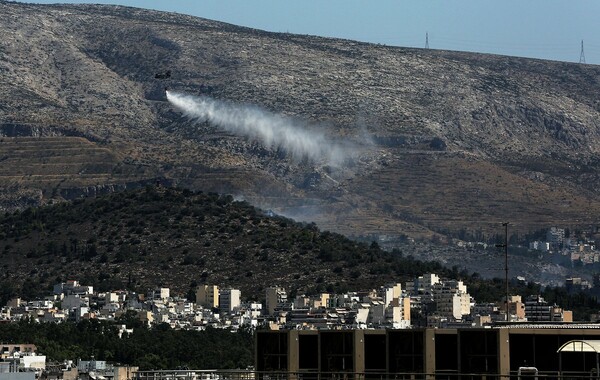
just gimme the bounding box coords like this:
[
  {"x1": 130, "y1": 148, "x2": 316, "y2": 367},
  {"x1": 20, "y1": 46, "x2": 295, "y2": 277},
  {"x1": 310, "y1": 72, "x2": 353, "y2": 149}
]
[{"x1": 557, "y1": 340, "x2": 600, "y2": 353}]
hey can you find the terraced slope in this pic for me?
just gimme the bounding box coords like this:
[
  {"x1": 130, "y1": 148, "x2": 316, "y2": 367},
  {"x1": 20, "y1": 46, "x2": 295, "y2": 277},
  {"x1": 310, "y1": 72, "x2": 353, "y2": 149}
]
[
  {"x1": 1, "y1": 137, "x2": 119, "y2": 184},
  {"x1": 0, "y1": 134, "x2": 161, "y2": 206}
]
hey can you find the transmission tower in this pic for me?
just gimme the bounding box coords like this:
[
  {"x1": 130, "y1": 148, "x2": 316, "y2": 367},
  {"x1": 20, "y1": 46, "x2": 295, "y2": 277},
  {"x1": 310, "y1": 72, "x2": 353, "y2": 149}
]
[
  {"x1": 425, "y1": 32, "x2": 429, "y2": 49},
  {"x1": 579, "y1": 40, "x2": 586, "y2": 64}
]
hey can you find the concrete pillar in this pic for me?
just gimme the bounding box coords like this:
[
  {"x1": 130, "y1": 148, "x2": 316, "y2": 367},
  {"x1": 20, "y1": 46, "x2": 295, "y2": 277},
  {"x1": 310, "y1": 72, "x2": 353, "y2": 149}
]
[
  {"x1": 355, "y1": 330, "x2": 365, "y2": 376},
  {"x1": 425, "y1": 329, "x2": 436, "y2": 378},
  {"x1": 498, "y1": 329, "x2": 510, "y2": 377},
  {"x1": 288, "y1": 330, "x2": 299, "y2": 379}
]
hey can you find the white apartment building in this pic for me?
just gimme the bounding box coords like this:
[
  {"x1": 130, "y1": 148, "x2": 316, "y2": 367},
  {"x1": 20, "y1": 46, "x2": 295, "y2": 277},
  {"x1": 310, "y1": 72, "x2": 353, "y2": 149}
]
[
  {"x1": 149, "y1": 288, "x2": 170, "y2": 301},
  {"x1": 379, "y1": 286, "x2": 395, "y2": 307},
  {"x1": 20, "y1": 353, "x2": 46, "y2": 370},
  {"x1": 53, "y1": 280, "x2": 93, "y2": 296},
  {"x1": 406, "y1": 274, "x2": 440, "y2": 294},
  {"x1": 432, "y1": 280, "x2": 470, "y2": 320}
]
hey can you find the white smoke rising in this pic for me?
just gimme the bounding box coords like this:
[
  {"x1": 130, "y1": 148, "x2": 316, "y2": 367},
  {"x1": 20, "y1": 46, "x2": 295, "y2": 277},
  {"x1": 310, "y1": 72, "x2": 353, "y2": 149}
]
[{"x1": 166, "y1": 91, "x2": 349, "y2": 164}]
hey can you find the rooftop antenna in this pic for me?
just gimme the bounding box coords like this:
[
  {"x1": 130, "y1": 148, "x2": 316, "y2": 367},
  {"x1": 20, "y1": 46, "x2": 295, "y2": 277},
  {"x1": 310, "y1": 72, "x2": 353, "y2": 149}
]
[
  {"x1": 425, "y1": 32, "x2": 429, "y2": 49},
  {"x1": 495, "y1": 222, "x2": 509, "y2": 322},
  {"x1": 579, "y1": 40, "x2": 586, "y2": 64}
]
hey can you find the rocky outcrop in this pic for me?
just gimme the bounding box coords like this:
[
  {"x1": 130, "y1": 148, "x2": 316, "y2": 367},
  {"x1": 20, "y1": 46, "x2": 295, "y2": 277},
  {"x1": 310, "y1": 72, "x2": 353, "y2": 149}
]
[{"x1": 58, "y1": 178, "x2": 174, "y2": 200}]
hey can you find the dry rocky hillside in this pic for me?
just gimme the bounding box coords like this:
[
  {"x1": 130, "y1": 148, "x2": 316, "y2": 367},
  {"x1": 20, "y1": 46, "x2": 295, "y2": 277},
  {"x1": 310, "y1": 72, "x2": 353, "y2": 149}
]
[{"x1": 1, "y1": 1, "x2": 599, "y2": 240}]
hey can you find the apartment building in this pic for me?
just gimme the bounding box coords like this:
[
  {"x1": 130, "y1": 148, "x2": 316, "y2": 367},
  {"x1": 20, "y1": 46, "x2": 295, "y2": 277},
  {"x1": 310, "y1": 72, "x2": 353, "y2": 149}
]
[
  {"x1": 265, "y1": 287, "x2": 287, "y2": 315},
  {"x1": 219, "y1": 288, "x2": 241, "y2": 314},
  {"x1": 196, "y1": 285, "x2": 219, "y2": 309}
]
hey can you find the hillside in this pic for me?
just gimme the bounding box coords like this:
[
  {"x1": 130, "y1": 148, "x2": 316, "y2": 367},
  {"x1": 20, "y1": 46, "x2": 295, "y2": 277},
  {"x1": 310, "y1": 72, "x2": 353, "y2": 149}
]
[
  {"x1": 0, "y1": 187, "x2": 448, "y2": 303},
  {"x1": 1, "y1": 1, "x2": 599, "y2": 240}
]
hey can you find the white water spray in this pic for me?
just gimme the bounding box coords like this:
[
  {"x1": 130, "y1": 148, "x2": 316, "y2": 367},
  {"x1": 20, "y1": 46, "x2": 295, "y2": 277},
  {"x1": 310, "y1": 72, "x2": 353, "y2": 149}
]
[{"x1": 166, "y1": 91, "x2": 349, "y2": 164}]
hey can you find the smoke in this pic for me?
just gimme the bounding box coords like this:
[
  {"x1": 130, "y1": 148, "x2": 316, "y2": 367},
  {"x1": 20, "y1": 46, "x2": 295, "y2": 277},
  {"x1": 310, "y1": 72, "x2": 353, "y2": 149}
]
[{"x1": 166, "y1": 91, "x2": 350, "y2": 165}]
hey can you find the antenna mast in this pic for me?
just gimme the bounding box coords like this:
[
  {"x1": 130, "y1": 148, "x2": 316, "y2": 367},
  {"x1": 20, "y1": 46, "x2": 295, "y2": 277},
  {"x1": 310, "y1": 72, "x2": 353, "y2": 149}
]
[
  {"x1": 496, "y1": 222, "x2": 510, "y2": 322},
  {"x1": 425, "y1": 32, "x2": 429, "y2": 49},
  {"x1": 579, "y1": 40, "x2": 586, "y2": 64}
]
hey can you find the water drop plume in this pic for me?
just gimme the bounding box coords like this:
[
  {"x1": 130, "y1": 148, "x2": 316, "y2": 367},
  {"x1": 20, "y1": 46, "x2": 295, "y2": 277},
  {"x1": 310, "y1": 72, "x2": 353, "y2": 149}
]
[{"x1": 167, "y1": 91, "x2": 348, "y2": 164}]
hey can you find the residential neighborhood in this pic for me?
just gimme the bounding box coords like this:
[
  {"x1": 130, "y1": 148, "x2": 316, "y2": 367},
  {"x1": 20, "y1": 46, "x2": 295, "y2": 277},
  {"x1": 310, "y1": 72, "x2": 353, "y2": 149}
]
[
  {"x1": 0, "y1": 274, "x2": 583, "y2": 380},
  {"x1": 1, "y1": 273, "x2": 574, "y2": 332},
  {"x1": 1, "y1": 228, "x2": 589, "y2": 379},
  {"x1": 528, "y1": 227, "x2": 598, "y2": 267}
]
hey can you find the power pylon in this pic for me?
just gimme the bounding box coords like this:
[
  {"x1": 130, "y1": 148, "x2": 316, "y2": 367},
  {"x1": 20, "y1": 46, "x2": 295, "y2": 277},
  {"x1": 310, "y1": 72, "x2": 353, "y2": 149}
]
[
  {"x1": 425, "y1": 32, "x2": 429, "y2": 49},
  {"x1": 579, "y1": 40, "x2": 586, "y2": 64}
]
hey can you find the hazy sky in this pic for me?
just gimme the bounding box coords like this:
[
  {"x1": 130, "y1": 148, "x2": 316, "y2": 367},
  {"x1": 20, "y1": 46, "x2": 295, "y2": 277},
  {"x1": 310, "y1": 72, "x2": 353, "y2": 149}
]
[{"x1": 23, "y1": 1, "x2": 600, "y2": 65}]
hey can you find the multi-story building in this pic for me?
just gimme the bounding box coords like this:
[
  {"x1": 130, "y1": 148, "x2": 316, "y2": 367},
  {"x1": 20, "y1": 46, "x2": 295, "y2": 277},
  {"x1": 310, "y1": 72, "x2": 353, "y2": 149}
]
[
  {"x1": 0, "y1": 345, "x2": 37, "y2": 360},
  {"x1": 406, "y1": 274, "x2": 440, "y2": 294},
  {"x1": 395, "y1": 296, "x2": 412, "y2": 324},
  {"x1": 293, "y1": 295, "x2": 310, "y2": 309},
  {"x1": 0, "y1": 361, "x2": 32, "y2": 380},
  {"x1": 472, "y1": 302, "x2": 497, "y2": 316},
  {"x1": 547, "y1": 227, "x2": 565, "y2": 249},
  {"x1": 148, "y1": 288, "x2": 170, "y2": 302},
  {"x1": 61, "y1": 294, "x2": 89, "y2": 310},
  {"x1": 219, "y1": 288, "x2": 241, "y2": 314},
  {"x1": 256, "y1": 325, "x2": 600, "y2": 377},
  {"x1": 553, "y1": 306, "x2": 573, "y2": 322},
  {"x1": 367, "y1": 301, "x2": 386, "y2": 325},
  {"x1": 196, "y1": 285, "x2": 219, "y2": 309},
  {"x1": 432, "y1": 280, "x2": 470, "y2": 320},
  {"x1": 53, "y1": 280, "x2": 93, "y2": 296},
  {"x1": 505, "y1": 295, "x2": 526, "y2": 321},
  {"x1": 565, "y1": 277, "x2": 592, "y2": 291},
  {"x1": 311, "y1": 293, "x2": 331, "y2": 309},
  {"x1": 265, "y1": 287, "x2": 287, "y2": 315},
  {"x1": 524, "y1": 295, "x2": 551, "y2": 321},
  {"x1": 379, "y1": 283, "x2": 401, "y2": 307}
]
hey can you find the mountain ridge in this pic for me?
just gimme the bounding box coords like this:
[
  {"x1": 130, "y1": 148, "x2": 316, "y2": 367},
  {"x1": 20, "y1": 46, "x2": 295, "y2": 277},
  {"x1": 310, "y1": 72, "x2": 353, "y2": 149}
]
[{"x1": 0, "y1": 1, "x2": 599, "y2": 240}]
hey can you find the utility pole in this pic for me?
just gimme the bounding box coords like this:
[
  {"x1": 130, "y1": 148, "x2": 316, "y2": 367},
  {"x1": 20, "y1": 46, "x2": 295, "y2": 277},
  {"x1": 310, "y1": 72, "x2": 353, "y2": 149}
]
[
  {"x1": 580, "y1": 40, "x2": 586, "y2": 64},
  {"x1": 496, "y1": 222, "x2": 510, "y2": 321},
  {"x1": 425, "y1": 32, "x2": 429, "y2": 49}
]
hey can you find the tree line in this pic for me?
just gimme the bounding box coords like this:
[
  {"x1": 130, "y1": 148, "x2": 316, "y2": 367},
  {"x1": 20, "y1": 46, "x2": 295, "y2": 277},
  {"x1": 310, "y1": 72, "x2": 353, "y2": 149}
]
[{"x1": 0, "y1": 317, "x2": 253, "y2": 370}]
